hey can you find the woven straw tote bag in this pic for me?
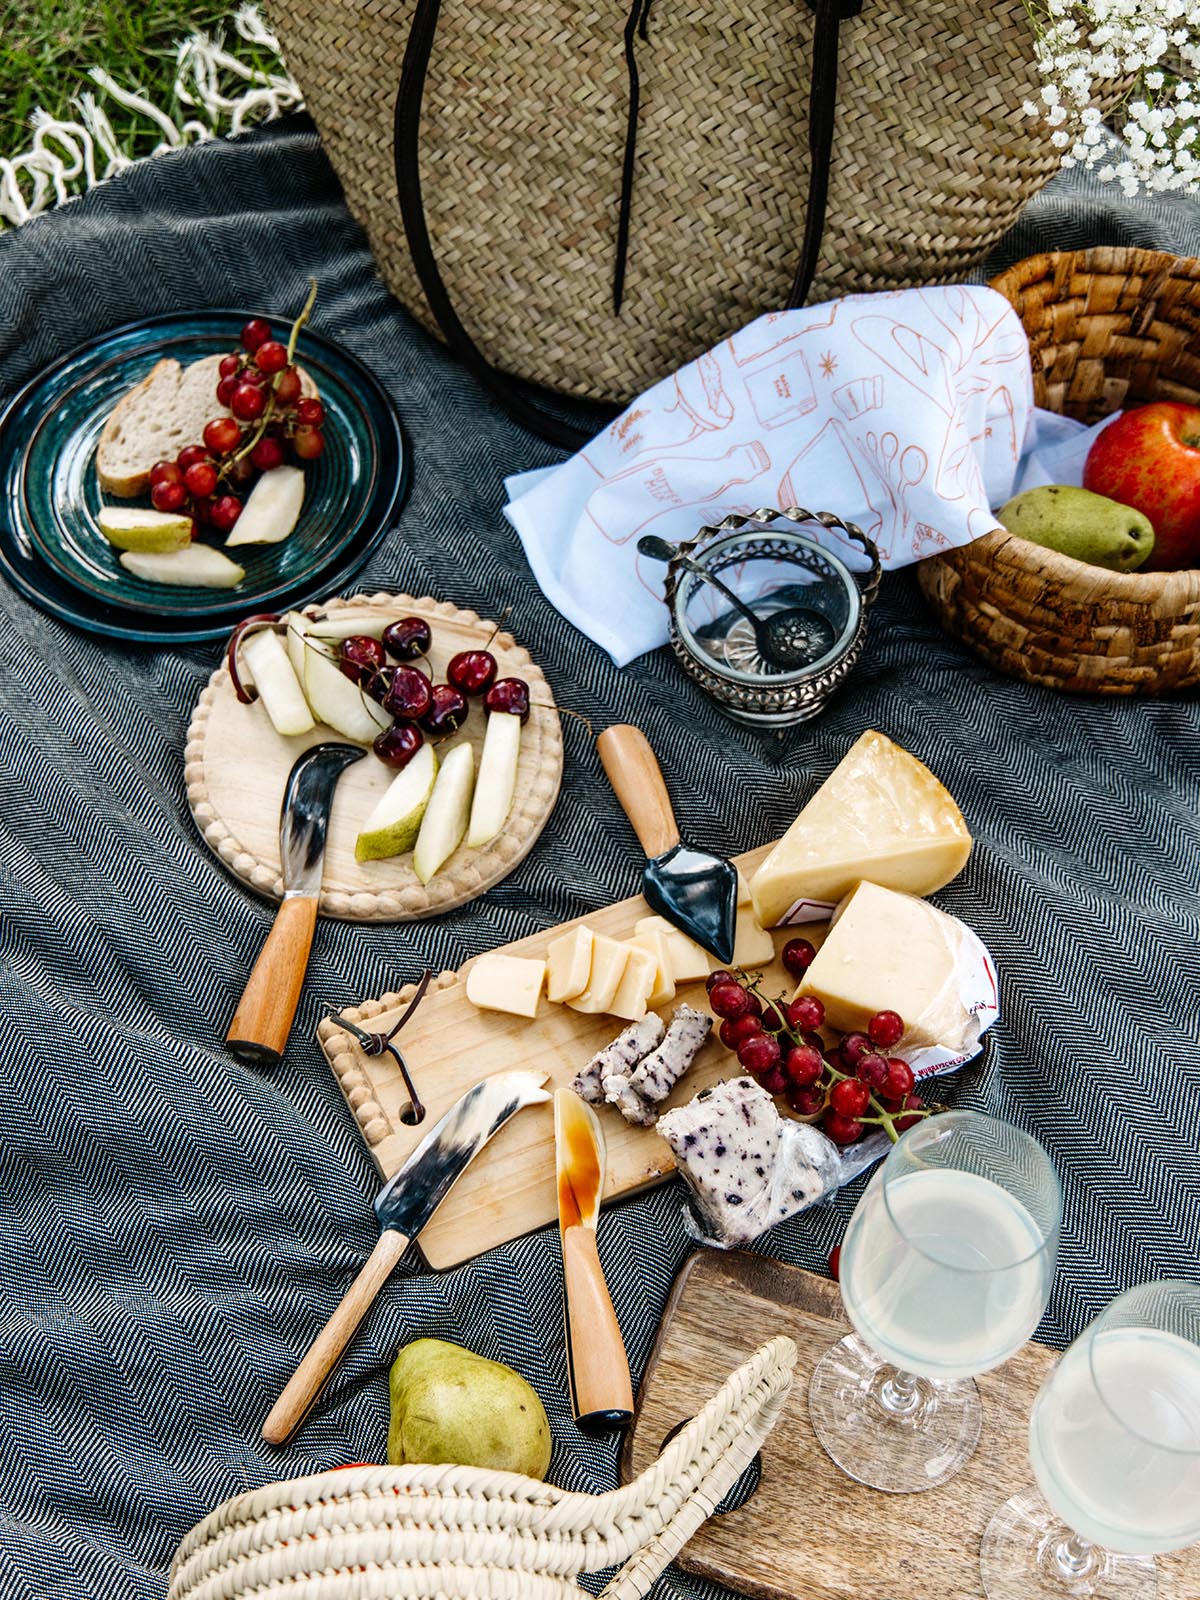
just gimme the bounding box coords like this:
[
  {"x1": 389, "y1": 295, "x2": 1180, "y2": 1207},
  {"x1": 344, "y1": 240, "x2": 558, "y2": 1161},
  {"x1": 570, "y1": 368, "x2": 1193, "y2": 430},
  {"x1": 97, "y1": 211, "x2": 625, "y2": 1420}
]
[
  {"x1": 270, "y1": 0, "x2": 1065, "y2": 441},
  {"x1": 169, "y1": 1335, "x2": 795, "y2": 1599}
]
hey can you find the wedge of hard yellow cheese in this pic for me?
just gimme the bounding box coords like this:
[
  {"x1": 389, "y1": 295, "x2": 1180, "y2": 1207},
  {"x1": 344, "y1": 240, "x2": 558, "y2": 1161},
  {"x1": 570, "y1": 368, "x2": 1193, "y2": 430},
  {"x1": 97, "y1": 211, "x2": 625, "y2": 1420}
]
[{"x1": 749, "y1": 730, "x2": 972, "y2": 928}]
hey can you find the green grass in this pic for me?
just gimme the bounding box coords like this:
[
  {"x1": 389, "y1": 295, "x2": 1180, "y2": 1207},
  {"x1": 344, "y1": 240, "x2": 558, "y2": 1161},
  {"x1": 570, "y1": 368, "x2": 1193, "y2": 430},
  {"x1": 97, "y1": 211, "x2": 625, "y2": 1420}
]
[{"x1": 0, "y1": 0, "x2": 282, "y2": 168}]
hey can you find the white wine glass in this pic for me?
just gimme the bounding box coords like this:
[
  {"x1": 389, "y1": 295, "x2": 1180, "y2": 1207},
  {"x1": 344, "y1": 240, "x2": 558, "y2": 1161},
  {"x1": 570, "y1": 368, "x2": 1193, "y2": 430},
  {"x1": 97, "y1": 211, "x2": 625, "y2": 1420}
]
[
  {"x1": 808, "y1": 1109, "x2": 1061, "y2": 1493},
  {"x1": 981, "y1": 1279, "x2": 1200, "y2": 1599}
]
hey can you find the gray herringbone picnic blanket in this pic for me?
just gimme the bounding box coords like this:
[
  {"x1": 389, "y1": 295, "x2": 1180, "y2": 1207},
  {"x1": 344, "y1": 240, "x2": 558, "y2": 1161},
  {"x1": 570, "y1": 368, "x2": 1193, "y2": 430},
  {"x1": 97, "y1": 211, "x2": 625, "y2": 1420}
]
[{"x1": 0, "y1": 115, "x2": 1197, "y2": 1599}]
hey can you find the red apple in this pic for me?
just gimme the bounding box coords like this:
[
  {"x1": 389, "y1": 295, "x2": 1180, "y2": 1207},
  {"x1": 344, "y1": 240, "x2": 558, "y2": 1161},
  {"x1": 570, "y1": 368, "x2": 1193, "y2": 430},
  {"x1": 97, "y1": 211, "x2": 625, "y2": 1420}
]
[{"x1": 1082, "y1": 403, "x2": 1200, "y2": 571}]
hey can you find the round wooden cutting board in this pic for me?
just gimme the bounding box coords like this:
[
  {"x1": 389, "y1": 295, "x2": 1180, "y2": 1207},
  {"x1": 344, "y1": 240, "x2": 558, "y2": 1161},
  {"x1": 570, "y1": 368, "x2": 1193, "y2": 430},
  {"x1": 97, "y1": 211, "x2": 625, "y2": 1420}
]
[{"x1": 185, "y1": 592, "x2": 563, "y2": 921}]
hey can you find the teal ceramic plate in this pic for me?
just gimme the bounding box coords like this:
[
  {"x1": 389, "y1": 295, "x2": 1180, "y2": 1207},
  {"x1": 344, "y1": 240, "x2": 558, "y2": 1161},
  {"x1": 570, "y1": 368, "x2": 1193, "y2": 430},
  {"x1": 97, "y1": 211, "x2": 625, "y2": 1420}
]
[{"x1": 0, "y1": 311, "x2": 406, "y2": 634}]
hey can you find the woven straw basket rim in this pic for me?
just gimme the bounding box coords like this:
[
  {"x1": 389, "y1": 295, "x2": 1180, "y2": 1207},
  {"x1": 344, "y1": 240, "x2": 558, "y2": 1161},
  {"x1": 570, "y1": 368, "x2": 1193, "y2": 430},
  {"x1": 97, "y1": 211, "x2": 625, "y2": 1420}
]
[
  {"x1": 919, "y1": 246, "x2": 1200, "y2": 695},
  {"x1": 169, "y1": 1337, "x2": 796, "y2": 1600}
]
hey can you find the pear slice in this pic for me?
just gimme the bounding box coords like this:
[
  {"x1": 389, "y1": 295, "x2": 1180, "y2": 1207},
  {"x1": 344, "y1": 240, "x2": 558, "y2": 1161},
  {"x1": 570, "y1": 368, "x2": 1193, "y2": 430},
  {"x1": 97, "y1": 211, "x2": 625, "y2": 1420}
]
[
  {"x1": 224, "y1": 465, "x2": 305, "y2": 547},
  {"x1": 355, "y1": 744, "x2": 438, "y2": 862},
  {"x1": 98, "y1": 506, "x2": 193, "y2": 552},
  {"x1": 304, "y1": 640, "x2": 390, "y2": 744},
  {"x1": 413, "y1": 742, "x2": 475, "y2": 884},
  {"x1": 119, "y1": 545, "x2": 245, "y2": 588},
  {"x1": 240, "y1": 626, "x2": 315, "y2": 738},
  {"x1": 284, "y1": 611, "x2": 309, "y2": 684},
  {"x1": 466, "y1": 712, "x2": 521, "y2": 847},
  {"x1": 307, "y1": 614, "x2": 391, "y2": 642}
]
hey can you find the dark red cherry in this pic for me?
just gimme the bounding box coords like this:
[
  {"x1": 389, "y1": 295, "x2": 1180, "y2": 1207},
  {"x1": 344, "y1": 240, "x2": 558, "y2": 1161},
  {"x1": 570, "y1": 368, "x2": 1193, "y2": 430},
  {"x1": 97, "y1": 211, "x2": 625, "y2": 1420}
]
[
  {"x1": 420, "y1": 683, "x2": 469, "y2": 737},
  {"x1": 372, "y1": 721, "x2": 424, "y2": 770},
  {"x1": 338, "y1": 635, "x2": 387, "y2": 686},
  {"x1": 382, "y1": 616, "x2": 432, "y2": 662},
  {"x1": 382, "y1": 665, "x2": 433, "y2": 722},
  {"x1": 447, "y1": 649, "x2": 497, "y2": 696},
  {"x1": 483, "y1": 677, "x2": 530, "y2": 722}
]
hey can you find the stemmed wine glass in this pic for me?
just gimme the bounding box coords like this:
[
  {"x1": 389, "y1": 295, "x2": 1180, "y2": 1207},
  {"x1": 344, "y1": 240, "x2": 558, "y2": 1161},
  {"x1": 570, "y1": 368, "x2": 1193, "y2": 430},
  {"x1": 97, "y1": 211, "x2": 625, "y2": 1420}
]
[
  {"x1": 981, "y1": 1279, "x2": 1200, "y2": 1599},
  {"x1": 808, "y1": 1109, "x2": 1062, "y2": 1493}
]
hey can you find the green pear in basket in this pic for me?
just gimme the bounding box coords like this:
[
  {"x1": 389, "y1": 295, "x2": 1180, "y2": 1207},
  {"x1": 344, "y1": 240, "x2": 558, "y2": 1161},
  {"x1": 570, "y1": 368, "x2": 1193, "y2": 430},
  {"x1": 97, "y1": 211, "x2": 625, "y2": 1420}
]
[{"x1": 997, "y1": 485, "x2": 1155, "y2": 573}]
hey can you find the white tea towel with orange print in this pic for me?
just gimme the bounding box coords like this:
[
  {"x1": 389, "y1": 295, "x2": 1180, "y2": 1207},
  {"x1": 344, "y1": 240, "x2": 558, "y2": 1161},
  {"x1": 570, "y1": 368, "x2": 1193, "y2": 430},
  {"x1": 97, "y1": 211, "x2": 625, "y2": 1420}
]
[{"x1": 503, "y1": 283, "x2": 1036, "y2": 666}]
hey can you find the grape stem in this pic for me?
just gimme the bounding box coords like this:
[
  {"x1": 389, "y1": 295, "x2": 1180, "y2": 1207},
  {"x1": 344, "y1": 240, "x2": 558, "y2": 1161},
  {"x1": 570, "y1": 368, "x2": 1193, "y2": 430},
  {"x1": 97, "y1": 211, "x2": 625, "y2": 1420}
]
[
  {"x1": 287, "y1": 278, "x2": 318, "y2": 362},
  {"x1": 218, "y1": 279, "x2": 319, "y2": 484}
]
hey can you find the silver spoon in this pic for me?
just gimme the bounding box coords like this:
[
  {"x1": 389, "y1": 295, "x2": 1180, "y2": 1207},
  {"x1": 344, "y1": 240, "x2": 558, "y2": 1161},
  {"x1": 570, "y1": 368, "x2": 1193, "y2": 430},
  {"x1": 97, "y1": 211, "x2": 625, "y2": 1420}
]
[{"x1": 639, "y1": 535, "x2": 836, "y2": 670}]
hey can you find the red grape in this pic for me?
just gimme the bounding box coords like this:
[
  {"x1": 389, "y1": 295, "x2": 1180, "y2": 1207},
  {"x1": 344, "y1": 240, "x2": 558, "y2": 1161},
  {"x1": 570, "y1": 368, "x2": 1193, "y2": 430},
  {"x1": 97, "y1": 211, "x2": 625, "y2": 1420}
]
[
  {"x1": 447, "y1": 649, "x2": 497, "y2": 696},
  {"x1": 219, "y1": 352, "x2": 242, "y2": 379},
  {"x1": 183, "y1": 461, "x2": 219, "y2": 499},
  {"x1": 787, "y1": 1085, "x2": 824, "y2": 1117},
  {"x1": 822, "y1": 1111, "x2": 865, "y2": 1145},
  {"x1": 760, "y1": 1066, "x2": 788, "y2": 1097},
  {"x1": 856, "y1": 1052, "x2": 890, "y2": 1090},
  {"x1": 203, "y1": 417, "x2": 242, "y2": 455},
  {"x1": 250, "y1": 435, "x2": 286, "y2": 472},
  {"x1": 216, "y1": 375, "x2": 239, "y2": 408},
  {"x1": 151, "y1": 479, "x2": 187, "y2": 513},
  {"x1": 273, "y1": 366, "x2": 302, "y2": 405},
  {"x1": 721, "y1": 1014, "x2": 762, "y2": 1050},
  {"x1": 783, "y1": 1043, "x2": 823, "y2": 1088},
  {"x1": 296, "y1": 396, "x2": 325, "y2": 426},
  {"x1": 230, "y1": 383, "x2": 266, "y2": 421},
  {"x1": 883, "y1": 1058, "x2": 916, "y2": 1100},
  {"x1": 150, "y1": 459, "x2": 183, "y2": 487},
  {"x1": 781, "y1": 938, "x2": 816, "y2": 979},
  {"x1": 176, "y1": 444, "x2": 209, "y2": 472},
  {"x1": 828, "y1": 1246, "x2": 841, "y2": 1281},
  {"x1": 709, "y1": 981, "x2": 753, "y2": 1022},
  {"x1": 840, "y1": 1032, "x2": 872, "y2": 1070},
  {"x1": 894, "y1": 1093, "x2": 925, "y2": 1132},
  {"x1": 868, "y1": 1009, "x2": 905, "y2": 1049},
  {"x1": 786, "y1": 994, "x2": 825, "y2": 1033},
  {"x1": 292, "y1": 425, "x2": 325, "y2": 460},
  {"x1": 255, "y1": 340, "x2": 288, "y2": 374},
  {"x1": 373, "y1": 722, "x2": 424, "y2": 770},
  {"x1": 830, "y1": 1079, "x2": 870, "y2": 1118},
  {"x1": 208, "y1": 494, "x2": 243, "y2": 533},
  {"x1": 760, "y1": 1000, "x2": 789, "y2": 1033},
  {"x1": 737, "y1": 1032, "x2": 781, "y2": 1075},
  {"x1": 241, "y1": 318, "x2": 272, "y2": 352},
  {"x1": 705, "y1": 969, "x2": 734, "y2": 994}
]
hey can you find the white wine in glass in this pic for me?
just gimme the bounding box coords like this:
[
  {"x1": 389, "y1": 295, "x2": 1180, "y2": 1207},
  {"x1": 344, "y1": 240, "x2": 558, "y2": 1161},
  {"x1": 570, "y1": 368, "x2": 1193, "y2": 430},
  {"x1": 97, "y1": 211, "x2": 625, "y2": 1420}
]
[
  {"x1": 809, "y1": 1110, "x2": 1061, "y2": 1494},
  {"x1": 982, "y1": 1279, "x2": 1200, "y2": 1599}
]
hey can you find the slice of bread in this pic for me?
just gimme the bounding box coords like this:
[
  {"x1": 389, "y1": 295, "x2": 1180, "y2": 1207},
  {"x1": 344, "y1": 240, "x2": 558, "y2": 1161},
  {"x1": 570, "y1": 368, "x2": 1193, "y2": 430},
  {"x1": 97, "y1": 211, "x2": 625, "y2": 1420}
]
[{"x1": 96, "y1": 354, "x2": 318, "y2": 498}]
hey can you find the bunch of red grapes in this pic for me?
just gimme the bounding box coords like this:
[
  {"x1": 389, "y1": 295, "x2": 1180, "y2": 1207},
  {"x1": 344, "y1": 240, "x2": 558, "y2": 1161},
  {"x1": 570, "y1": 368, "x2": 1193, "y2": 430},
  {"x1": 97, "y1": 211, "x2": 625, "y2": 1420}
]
[
  {"x1": 335, "y1": 616, "x2": 532, "y2": 769},
  {"x1": 705, "y1": 938, "x2": 930, "y2": 1146},
  {"x1": 147, "y1": 315, "x2": 328, "y2": 538}
]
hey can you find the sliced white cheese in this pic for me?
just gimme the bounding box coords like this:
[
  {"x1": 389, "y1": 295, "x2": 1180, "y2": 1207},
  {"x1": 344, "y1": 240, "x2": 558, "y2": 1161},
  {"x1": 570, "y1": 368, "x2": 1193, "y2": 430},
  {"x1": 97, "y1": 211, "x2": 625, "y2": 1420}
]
[
  {"x1": 465, "y1": 953, "x2": 546, "y2": 1018},
  {"x1": 796, "y1": 880, "x2": 973, "y2": 1053},
  {"x1": 732, "y1": 905, "x2": 774, "y2": 969},
  {"x1": 608, "y1": 945, "x2": 658, "y2": 1022},
  {"x1": 566, "y1": 934, "x2": 631, "y2": 1015},
  {"x1": 749, "y1": 729, "x2": 972, "y2": 927},
  {"x1": 546, "y1": 925, "x2": 595, "y2": 1004},
  {"x1": 629, "y1": 927, "x2": 676, "y2": 1008},
  {"x1": 634, "y1": 916, "x2": 712, "y2": 984}
]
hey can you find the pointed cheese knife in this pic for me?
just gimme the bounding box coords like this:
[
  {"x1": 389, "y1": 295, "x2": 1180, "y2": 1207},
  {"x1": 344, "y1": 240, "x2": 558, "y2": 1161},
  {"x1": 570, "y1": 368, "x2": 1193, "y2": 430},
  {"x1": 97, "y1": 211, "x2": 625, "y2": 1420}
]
[
  {"x1": 263, "y1": 1068, "x2": 551, "y2": 1445},
  {"x1": 555, "y1": 1087, "x2": 634, "y2": 1433},
  {"x1": 597, "y1": 723, "x2": 738, "y2": 964}
]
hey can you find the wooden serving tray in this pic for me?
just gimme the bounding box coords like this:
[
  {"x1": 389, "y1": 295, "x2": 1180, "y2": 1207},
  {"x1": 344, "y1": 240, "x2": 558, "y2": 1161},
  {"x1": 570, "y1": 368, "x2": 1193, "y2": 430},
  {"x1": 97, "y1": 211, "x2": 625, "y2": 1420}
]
[
  {"x1": 316, "y1": 841, "x2": 812, "y2": 1268},
  {"x1": 621, "y1": 1252, "x2": 1200, "y2": 1600},
  {"x1": 185, "y1": 592, "x2": 562, "y2": 922}
]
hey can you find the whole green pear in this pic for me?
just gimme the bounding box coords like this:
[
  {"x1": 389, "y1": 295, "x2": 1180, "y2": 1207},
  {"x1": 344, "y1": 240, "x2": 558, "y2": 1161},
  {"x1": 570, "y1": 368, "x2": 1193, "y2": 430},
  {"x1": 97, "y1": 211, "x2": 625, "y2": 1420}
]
[
  {"x1": 388, "y1": 1338, "x2": 551, "y2": 1479},
  {"x1": 997, "y1": 485, "x2": 1155, "y2": 572}
]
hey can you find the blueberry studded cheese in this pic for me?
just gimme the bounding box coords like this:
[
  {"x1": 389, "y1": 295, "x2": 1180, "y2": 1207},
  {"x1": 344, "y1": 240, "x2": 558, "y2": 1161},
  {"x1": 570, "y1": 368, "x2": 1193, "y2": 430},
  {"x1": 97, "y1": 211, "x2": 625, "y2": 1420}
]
[
  {"x1": 571, "y1": 1014, "x2": 665, "y2": 1105},
  {"x1": 657, "y1": 1077, "x2": 841, "y2": 1245},
  {"x1": 629, "y1": 1003, "x2": 712, "y2": 1105}
]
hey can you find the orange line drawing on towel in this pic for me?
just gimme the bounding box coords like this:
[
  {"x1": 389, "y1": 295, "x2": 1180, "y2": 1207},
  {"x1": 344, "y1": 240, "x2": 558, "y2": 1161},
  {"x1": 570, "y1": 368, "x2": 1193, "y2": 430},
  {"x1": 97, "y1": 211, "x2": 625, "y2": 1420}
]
[
  {"x1": 608, "y1": 351, "x2": 735, "y2": 462},
  {"x1": 776, "y1": 418, "x2": 888, "y2": 557},
  {"x1": 723, "y1": 300, "x2": 839, "y2": 368},
  {"x1": 585, "y1": 440, "x2": 772, "y2": 545},
  {"x1": 861, "y1": 430, "x2": 928, "y2": 547},
  {"x1": 742, "y1": 349, "x2": 817, "y2": 430},
  {"x1": 832, "y1": 374, "x2": 884, "y2": 421}
]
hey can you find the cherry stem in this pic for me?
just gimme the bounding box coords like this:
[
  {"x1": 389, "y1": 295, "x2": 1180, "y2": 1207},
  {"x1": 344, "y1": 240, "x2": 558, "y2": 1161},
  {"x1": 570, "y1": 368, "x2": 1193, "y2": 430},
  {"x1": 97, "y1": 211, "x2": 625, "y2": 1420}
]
[{"x1": 225, "y1": 613, "x2": 282, "y2": 703}]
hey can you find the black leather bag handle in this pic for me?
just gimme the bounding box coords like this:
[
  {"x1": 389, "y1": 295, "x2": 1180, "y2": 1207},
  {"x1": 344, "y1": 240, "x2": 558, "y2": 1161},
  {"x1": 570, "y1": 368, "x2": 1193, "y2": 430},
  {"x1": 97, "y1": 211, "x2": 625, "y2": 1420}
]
[{"x1": 394, "y1": 0, "x2": 860, "y2": 447}]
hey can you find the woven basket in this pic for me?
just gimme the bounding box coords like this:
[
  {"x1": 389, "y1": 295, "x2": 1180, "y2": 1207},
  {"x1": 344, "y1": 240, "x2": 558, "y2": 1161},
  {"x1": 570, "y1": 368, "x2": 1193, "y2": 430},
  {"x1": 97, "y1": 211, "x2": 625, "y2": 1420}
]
[
  {"x1": 919, "y1": 248, "x2": 1200, "y2": 695},
  {"x1": 270, "y1": 0, "x2": 1065, "y2": 402},
  {"x1": 169, "y1": 1336, "x2": 795, "y2": 1599}
]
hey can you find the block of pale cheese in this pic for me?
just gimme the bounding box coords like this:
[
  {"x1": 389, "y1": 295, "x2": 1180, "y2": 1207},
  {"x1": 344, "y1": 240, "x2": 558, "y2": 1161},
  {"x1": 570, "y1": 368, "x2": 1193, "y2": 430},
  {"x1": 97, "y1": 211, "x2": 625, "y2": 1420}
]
[
  {"x1": 796, "y1": 881, "x2": 974, "y2": 1053},
  {"x1": 609, "y1": 944, "x2": 658, "y2": 1021},
  {"x1": 465, "y1": 954, "x2": 546, "y2": 1019},
  {"x1": 629, "y1": 926, "x2": 676, "y2": 1008},
  {"x1": 566, "y1": 933, "x2": 631, "y2": 1014},
  {"x1": 732, "y1": 905, "x2": 774, "y2": 968},
  {"x1": 749, "y1": 730, "x2": 972, "y2": 927},
  {"x1": 635, "y1": 916, "x2": 712, "y2": 984},
  {"x1": 546, "y1": 924, "x2": 594, "y2": 1003}
]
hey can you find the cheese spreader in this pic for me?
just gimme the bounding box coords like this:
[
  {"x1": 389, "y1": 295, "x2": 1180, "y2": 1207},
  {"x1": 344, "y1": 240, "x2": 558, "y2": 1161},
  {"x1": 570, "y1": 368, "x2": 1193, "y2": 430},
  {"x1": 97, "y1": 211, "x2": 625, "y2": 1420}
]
[
  {"x1": 597, "y1": 723, "x2": 738, "y2": 964},
  {"x1": 227, "y1": 741, "x2": 365, "y2": 1066},
  {"x1": 555, "y1": 1087, "x2": 633, "y2": 1433},
  {"x1": 262, "y1": 1068, "x2": 551, "y2": 1445}
]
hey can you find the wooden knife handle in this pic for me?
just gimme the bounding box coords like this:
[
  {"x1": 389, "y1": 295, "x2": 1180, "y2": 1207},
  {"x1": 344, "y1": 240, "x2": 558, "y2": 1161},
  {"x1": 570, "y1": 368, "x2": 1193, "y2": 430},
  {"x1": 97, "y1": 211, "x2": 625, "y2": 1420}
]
[
  {"x1": 262, "y1": 1228, "x2": 410, "y2": 1446},
  {"x1": 562, "y1": 1227, "x2": 633, "y2": 1433},
  {"x1": 597, "y1": 724, "x2": 680, "y2": 861},
  {"x1": 227, "y1": 895, "x2": 318, "y2": 1066}
]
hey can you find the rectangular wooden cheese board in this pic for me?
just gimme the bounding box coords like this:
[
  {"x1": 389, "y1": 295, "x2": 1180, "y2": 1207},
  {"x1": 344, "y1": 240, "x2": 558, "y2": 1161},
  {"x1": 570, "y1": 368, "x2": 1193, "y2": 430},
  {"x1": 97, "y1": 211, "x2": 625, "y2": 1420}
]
[
  {"x1": 621, "y1": 1251, "x2": 1200, "y2": 1600},
  {"x1": 316, "y1": 841, "x2": 812, "y2": 1269}
]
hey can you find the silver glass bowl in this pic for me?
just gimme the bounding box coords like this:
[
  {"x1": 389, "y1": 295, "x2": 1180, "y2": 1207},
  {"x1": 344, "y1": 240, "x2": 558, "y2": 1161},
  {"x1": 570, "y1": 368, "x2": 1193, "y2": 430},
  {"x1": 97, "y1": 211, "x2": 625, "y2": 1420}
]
[{"x1": 662, "y1": 508, "x2": 881, "y2": 726}]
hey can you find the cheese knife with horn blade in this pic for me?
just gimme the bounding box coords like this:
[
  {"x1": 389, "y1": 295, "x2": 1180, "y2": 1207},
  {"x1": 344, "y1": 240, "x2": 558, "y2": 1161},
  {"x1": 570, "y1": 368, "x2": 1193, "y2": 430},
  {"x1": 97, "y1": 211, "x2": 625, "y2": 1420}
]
[
  {"x1": 555, "y1": 1087, "x2": 633, "y2": 1433},
  {"x1": 263, "y1": 1068, "x2": 551, "y2": 1445}
]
